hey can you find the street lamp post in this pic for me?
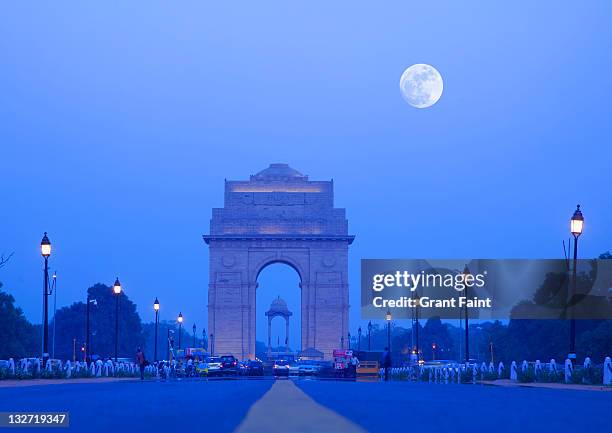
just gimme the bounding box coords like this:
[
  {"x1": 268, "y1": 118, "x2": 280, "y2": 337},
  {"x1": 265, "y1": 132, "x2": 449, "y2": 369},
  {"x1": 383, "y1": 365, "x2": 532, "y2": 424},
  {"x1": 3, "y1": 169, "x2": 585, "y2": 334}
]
[
  {"x1": 193, "y1": 323, "x2": 196, "y2": 348},
  {"x1": 177, "y1": 313, "x2": 183, "y2": 350},
  {"x1": 348, "y1": 332, "x2": 351, "y2": 350},
  {"x1": 367, "y1": 321, "x2": 372, "y2": 351},
  {"x1": 40, "y1": 232, "x2": 51, "y2": 365},
  {"x1": 203, "y1": 328, "x2": 207, "y2": 351},
  {"x1": 415, "y1": 292, "x2": 420, "y2": 360},
  {"x1": 357, "y1": 326, "x2": 362, "y2": 352},
  {"x1": 210, "y1": 333, "x2": 214, "y2": 356},
  {"x1": 432, "y1": 343, "x2": 436, "y2": 361},
  {"x1": 386, "y1": 309, "x2": 392, "y2": 352},
  {"x1": 153, "y1": 298, "x2": 160, "y2": 362},
  {"x1": 112, "y1": 278, "x2": 122, "y2": 362},
  {"x1": 86, "y1": 292, "x2": 96, "y2": 363},
  {"x1": 462, "y1": 265, "x2": 470, "y2": 364},
  {"x1": 569, "y1": 204, "x2": 584, "y2": 361}
]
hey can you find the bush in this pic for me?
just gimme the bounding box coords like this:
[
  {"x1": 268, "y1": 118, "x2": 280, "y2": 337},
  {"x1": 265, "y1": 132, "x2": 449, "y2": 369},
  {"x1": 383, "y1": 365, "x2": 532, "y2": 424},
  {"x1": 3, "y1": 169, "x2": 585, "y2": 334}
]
[{"x1": 518, "y1": 367, "x2": 535, "y2": 383}]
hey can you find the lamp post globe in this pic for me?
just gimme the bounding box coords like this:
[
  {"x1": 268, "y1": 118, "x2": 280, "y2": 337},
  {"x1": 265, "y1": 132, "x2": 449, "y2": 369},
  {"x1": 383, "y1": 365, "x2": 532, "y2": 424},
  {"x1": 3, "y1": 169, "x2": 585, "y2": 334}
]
[
  {"x1": 40, "y1": 232, "x2": 51, "y2": 257},
  {"x1": 113, "y1": 278, "x2": 122, "y2": 295},
  {"x1": 570, "y1": 205, "x2": 584, "y2": 237},
  {"x1": 40, "y1": 232, "x2": 51, "y2": 365}
]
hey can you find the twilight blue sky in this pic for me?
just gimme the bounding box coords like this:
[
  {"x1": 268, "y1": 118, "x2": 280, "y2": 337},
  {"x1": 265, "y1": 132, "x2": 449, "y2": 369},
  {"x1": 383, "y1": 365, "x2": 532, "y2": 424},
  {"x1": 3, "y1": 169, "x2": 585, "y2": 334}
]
[{"x1": 1, "y1": 2, "x2": 611, "y2": 349}]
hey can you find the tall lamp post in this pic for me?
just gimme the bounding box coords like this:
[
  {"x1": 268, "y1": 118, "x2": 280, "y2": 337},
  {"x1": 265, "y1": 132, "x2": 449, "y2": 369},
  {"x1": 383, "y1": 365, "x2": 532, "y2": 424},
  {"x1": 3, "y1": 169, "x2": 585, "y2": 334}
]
[
  {"x1": 40, "y1": 232, "x2": 52, "y2": 365},
  {"x1": 193, "y1": 323, "x2": 197, "y2": 348},
  {"x1": 112, "y1": 278, "x2": 122, "y2": 362},
  {"x1": 153, "y1": 298, "x2": 160, "y2": 362},
  {"x1": 386, "y1": 309, "x2": 392, "y2": 352},
  {"x1": 203, "y1": 328, "x2": 207, "y2": 352},
  {"x1": 367, "y1": 321, "x2": 372, "y2": 351},
  {"x1": 569, "y1": 204, "x2": 584, "y2": 360},
  {"x1": 86, "y1": 292, "x2": 97, "y2": 362},
  {"x1": 462, "y1": 265, "x2": 470, "y2": 364},
  {"x1": 177, "y1": 313, "x2": 183, "y2": 350},
  {"x1": 357, "y1": 326, "x2": 362, "y2": 352},
  {"x1": 415, "y1": 292, "x2": 420, "y2": 360},
  {"x1": 210, "y1": 333, "x2": 214, "y2": 356},
  {"x1": 348, "y1": 332, "x2": 351, "y2": 350}
]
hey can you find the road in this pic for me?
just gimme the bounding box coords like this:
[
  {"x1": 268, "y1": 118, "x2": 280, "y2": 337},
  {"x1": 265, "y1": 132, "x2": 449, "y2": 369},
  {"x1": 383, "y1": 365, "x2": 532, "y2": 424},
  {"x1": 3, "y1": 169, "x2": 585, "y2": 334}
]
[{"x1": 0, "y1": 378, "x2": 610, "y2": 433}]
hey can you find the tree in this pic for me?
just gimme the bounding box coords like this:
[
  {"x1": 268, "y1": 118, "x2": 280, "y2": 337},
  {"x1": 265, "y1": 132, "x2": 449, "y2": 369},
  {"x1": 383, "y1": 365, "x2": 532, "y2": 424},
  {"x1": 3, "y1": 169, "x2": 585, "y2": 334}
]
[
  {"x1": 0, "y1": 284, "x2": 39, "y2": 359},
  {"x1": 52, "y1": 283, "x2": 144, "y2": 360}
]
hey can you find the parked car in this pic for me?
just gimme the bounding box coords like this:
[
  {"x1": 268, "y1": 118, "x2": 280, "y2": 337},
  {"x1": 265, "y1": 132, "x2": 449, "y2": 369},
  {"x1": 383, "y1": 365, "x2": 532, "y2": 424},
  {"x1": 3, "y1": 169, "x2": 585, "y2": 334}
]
[
  {"x1": 195, "y1": 361, "x2": 209, "y2": 376},
  {"x1": 207, "y1": 357, "x2": 223, "y2": 376},
  {"x1": 273, "y1": 359, "x2": 290, "y2": 376},
  {"x1": 220, "y1": 355, "x2": 238, "y2": 375},
  {"x1": 298, "y1": 361, "x2": 322, "y2": 376},
  {"x1": 287, "y1": 363, "x2": 300, "y2": 376},
  {"x1": 245, "y1": 359, "x2": 264, "y2": 376},
  {"x1": 237, "y1": 361, "x2": 249, "y2": 376}
]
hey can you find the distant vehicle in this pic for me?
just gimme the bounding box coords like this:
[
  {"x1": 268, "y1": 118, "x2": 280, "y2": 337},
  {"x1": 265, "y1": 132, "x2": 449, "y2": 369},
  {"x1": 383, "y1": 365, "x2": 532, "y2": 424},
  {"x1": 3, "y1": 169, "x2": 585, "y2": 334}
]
[
  {"x1": 207, "y1": 357, "x2": 223, "y2": 376},
  {"x1": 245, "y1": 360, "x2": 264, "y2": 376},
  {"x1": 297, "y1": 361, "x2": 322, "y2": 376},
  {"x1": 195, "y1": 361, "x2": 209, "y2": 376},
  {"x1": 220, "y1": 355, "x2": 238, "y2": 375},
  {"x1": 287, "y1": 363, "x2": 300, "y2": 376},
  {"x1": 273, "y1": 359, "x2": 290, "y2": 376},
  {"x1": 354, "y1": 351, "x2": 382, "y2": 377}
]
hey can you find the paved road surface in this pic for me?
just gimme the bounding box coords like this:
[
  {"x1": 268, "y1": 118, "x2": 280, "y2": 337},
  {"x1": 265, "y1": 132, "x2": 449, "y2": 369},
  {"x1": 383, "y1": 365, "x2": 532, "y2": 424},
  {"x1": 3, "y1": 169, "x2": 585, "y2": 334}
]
[{"x1": 1, "y1": 378, "x2": 610, "y2": 433}]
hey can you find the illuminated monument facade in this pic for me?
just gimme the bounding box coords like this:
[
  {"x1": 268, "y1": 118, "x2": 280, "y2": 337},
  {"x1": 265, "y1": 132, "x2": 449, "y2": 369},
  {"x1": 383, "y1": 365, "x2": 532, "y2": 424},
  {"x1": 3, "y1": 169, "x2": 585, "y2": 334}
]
[{"x1": 203, "y1": 163, "x2": 354, "y2": 360}]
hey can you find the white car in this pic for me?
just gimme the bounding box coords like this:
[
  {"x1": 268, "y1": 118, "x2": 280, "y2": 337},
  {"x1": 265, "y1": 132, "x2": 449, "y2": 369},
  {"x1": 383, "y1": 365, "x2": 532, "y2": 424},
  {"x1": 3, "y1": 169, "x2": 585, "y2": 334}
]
[
  {"x1": 298, "y1": 362, "x2": 321, "y2": 376},
  {"x1": 207, "y1": 357, "x2": 222, "y2": 376}
]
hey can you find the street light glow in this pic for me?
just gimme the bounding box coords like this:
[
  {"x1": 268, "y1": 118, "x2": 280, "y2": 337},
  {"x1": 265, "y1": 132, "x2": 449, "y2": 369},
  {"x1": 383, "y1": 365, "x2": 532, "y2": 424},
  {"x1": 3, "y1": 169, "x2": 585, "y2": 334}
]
[
  {"x1": 40, "y1": 232, "x2": 51, "y2": 257},
  {"x1": 113, "y1": 278, "x2": 122, "y2": 295},
  {"x1": 178, "y1": 312, "x2": 183, "y2": 323},
  {"x1": 153, "y1": 297, "x2": 160, "y2": 311},
  {"x1": 570, "y1": 204, "x2": 584, "y2": 237}
]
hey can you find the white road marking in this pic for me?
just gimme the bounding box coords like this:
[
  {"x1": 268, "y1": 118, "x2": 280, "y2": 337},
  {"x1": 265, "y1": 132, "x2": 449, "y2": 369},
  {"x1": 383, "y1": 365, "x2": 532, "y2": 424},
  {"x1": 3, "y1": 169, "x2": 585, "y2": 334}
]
[{"x1": 233, "y1": 379, "x2": 369, "y2": 433}]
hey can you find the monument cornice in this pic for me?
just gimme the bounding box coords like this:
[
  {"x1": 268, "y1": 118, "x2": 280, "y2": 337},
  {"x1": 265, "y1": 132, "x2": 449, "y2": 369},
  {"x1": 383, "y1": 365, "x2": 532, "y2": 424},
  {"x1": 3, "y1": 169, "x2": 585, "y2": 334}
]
[{"x1": 203, "y1": 234, "x2": 355, "y2": 245}]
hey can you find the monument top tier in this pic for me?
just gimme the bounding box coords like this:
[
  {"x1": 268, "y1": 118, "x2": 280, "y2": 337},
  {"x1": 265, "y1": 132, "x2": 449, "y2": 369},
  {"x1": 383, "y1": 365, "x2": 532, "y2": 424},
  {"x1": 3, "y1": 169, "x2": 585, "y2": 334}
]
[
  {"x1": 251, "y1": 163, "x2": 308, "y2": 182},
  {"x1": 204, "y1": 163, "x2": 354, "y2": 242}
]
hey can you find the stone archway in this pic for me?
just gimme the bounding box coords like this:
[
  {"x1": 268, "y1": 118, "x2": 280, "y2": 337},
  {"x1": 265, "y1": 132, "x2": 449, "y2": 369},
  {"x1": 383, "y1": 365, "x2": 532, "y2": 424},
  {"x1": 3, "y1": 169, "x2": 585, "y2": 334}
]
[{"x1": 203, "y1": 163, "x2": 354, "y2": 360}]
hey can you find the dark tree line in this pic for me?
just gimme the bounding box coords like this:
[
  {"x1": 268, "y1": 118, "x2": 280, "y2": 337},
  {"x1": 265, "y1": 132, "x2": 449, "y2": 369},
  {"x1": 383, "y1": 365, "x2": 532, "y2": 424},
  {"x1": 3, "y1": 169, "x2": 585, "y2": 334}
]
[{"x1": 0, "y1": 283, "x2": 40, "y2": 359}]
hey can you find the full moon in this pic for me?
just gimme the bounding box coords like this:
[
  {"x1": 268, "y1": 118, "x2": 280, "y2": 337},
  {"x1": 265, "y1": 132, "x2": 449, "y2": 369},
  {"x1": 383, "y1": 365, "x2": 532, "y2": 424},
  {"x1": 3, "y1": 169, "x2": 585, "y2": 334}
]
[{"x1": 399, "y1": 64, "x2": 443, "y2": 108}]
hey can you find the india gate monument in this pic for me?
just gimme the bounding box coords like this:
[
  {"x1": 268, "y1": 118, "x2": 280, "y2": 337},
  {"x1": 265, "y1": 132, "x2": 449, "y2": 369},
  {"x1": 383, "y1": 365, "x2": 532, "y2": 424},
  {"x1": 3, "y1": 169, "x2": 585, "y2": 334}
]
[{"x1": 203, "y1": 163, "x2": 354, "y2": 360}]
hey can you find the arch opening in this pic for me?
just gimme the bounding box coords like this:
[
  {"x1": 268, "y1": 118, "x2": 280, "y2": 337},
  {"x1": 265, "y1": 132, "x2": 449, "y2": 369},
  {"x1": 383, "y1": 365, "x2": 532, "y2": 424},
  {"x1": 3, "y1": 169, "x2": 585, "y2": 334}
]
[{"x1": 255, "y1": 262, "x2": 301, "y2": 360}]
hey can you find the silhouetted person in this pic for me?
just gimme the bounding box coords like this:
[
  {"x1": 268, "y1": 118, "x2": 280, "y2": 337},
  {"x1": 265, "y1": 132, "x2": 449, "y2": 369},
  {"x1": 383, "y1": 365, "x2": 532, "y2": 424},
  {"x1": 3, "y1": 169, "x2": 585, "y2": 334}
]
[
  {"x1": 382, "y1": 347, "x2": 391, "y2": 381},
  {"x1": 136, "y1": 347, "x2": 146, "y2": 380}
]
